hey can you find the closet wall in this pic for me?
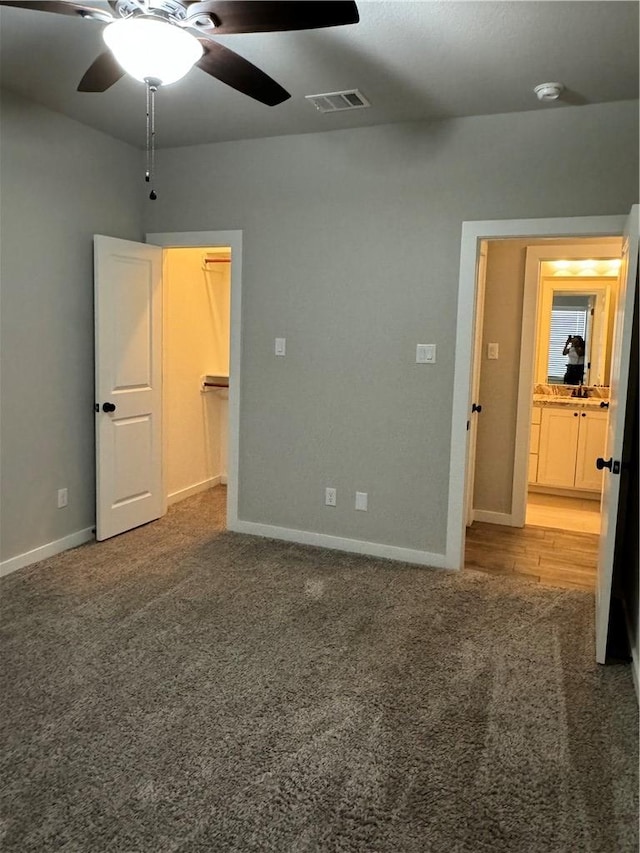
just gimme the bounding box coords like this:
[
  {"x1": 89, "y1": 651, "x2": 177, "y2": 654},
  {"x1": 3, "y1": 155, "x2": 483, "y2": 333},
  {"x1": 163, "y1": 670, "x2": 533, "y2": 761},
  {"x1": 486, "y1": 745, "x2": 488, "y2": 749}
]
[{"x1": 164, "y1": 247, "x2": 231, "y2": 503}]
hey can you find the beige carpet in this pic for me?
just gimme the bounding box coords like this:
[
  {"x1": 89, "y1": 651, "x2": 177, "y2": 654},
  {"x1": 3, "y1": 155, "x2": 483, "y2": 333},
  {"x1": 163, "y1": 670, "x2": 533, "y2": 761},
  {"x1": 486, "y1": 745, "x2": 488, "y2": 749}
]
[{"x1": 0, "y1": 487, "x2": 637, "y2": 852}]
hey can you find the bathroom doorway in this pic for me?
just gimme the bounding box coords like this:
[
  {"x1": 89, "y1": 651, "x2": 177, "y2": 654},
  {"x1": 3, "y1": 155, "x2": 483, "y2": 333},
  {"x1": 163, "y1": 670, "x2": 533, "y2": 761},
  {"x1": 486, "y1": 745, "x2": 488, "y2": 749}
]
[
  {"x1": 518, "y1": 242, "x2": 622, "y2": 539},
  {"x1": 466, "y1": 236, "x2": 622, "y2": 535},
  {"x1": 464, "y1": 235, "x2": 623, "y2": 588},
  {"x1": 453, "y1": 208, "x2": 638, "y2": 660}
]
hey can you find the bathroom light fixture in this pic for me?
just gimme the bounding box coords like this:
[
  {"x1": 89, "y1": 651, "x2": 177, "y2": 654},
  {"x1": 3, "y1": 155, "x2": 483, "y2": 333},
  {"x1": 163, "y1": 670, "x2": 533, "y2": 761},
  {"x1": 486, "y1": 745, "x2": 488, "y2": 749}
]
[
  {"x1": 103, "y1": 18, "x2": 203, "y2": 86},
  {"x1": 534, "y1": 82, "x2": 564, "y2": 102}
]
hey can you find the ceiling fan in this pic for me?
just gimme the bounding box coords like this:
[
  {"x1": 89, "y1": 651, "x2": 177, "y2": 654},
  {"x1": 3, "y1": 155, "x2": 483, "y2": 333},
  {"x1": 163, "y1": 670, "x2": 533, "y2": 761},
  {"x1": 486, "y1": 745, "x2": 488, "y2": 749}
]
[
  {"x1": 1, "y1": 0, "x2": 360, "y2": 197},
  {"x1": 0, "y1": 1, "x2": 360, "y2": 104}
]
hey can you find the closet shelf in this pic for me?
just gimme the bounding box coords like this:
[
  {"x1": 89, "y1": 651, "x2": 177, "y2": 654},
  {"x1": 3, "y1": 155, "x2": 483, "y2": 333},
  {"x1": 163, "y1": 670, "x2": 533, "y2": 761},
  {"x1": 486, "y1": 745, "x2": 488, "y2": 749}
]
[{"x1": 201, "y1": 374, "x2": 229, "y2": 392}]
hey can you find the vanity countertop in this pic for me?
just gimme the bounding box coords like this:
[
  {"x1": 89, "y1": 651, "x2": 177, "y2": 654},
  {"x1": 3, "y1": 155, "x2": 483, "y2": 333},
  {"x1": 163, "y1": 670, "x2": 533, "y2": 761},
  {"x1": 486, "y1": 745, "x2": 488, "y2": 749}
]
[{"x1": 532, "y1": 394, "x2": 608, "y2": 410}]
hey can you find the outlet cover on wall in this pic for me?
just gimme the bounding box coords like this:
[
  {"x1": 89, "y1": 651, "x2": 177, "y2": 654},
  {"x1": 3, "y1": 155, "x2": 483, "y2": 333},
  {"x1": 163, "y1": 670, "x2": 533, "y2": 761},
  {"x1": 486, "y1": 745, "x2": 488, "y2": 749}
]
[
  {"x1": 57, "y1": 488, "x2": 68, "y2": 508},
  {"x1": 325, "y1": 487, "x2": 337, "y2": 507},
  {"x1": 275, "y1": 337, "x2": 286, "y2": 356}
]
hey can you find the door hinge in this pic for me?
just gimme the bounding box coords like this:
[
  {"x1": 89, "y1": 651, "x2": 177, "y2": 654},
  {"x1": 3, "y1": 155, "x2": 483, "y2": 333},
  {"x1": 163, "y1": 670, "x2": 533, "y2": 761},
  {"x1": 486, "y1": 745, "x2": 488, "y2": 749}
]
[{"x1": 466, "y1": 420, "x2": 470, "y2": 431}]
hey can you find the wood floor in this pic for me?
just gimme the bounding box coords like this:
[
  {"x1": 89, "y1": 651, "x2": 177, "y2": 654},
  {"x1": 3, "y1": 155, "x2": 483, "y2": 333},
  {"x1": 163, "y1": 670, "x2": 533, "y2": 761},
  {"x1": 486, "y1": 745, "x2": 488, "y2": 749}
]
[
  {"x1": 526, "y1": 492, "x2": 601, "y2": 535},
  {"x1": 465, "y1": 522, "x2": 598, "y2": 591}
]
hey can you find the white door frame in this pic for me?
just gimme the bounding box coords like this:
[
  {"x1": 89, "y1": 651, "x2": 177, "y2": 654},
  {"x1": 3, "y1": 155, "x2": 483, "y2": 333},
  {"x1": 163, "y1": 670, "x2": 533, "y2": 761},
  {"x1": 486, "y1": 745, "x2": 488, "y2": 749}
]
[
  {"x1": 465, "y1": 241, "x2": 488, "y2": 527},
  {"x1": 446, "y1": 215, "x2": 626, "y2": 571},
  {"x1": 146, "y1": 230, "x2": 242, "y2": 530}
]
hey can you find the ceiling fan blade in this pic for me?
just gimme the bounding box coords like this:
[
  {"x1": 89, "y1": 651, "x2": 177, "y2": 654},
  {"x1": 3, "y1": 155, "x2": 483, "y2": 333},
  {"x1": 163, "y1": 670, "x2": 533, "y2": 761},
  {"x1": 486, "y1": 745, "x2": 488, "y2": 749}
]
[
  {"x1": 0, "y1": 0, "x2": 112, "y2": 18},
  {"x1": 196, "y1": 39, "x2": 290, "y2": 106},
  {"x1": 77, "y1": 51, "x2": 125, "y2": 92},
  {"x1": 185, "y1": 1, "x2": 359, "y2": 34}
]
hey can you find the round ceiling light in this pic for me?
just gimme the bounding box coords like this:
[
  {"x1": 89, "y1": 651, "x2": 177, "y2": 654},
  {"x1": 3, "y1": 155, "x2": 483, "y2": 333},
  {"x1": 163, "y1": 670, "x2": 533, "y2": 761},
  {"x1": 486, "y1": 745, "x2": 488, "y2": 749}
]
[
  {"x1": 534, "y1": 82, "x2": 564, "y2": 102},
  {"x1": 103, "y1": 18, "x2": 203, "y2": 86}
]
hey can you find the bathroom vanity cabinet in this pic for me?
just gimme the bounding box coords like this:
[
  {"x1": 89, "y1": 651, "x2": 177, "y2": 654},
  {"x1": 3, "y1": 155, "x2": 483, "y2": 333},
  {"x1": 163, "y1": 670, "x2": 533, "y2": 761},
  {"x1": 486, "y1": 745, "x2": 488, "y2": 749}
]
[{"x1": 530, "y1": 407, "x2": 607, "y2": 492}]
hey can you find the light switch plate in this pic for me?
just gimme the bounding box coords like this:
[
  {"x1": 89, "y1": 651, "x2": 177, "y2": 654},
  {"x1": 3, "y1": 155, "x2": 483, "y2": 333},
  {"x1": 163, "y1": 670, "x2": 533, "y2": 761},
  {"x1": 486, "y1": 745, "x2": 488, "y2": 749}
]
[
  {"x1": 487, "y1": 342, "x2": 499, "y2": 360},
  {"x1": 275, "y1": 337, "x2": 286, "y2": 356},
  {"x1": 416, "y1": 344, "x2": 436, "y2": 364}
]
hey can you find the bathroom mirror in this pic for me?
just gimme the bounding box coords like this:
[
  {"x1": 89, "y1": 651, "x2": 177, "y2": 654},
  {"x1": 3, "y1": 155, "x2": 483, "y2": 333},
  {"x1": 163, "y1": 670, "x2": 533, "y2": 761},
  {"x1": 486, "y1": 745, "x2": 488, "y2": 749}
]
[{"x1": 534, "y1": 275, "x2": 616, "y2": 387}]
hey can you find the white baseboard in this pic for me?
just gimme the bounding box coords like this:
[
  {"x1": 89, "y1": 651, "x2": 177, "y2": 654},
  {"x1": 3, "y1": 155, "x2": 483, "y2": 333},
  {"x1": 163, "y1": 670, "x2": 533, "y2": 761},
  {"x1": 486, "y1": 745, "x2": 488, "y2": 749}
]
[
  {"x1": 167, "y1": 476, "x2": 222, "y2": 507},
  {"x1": 529, "y1": 485, "x2": 600, "y2": 501},
  {"x1": 0, "y1": 527, "x2": 95, "y2": 578},
  {"x1": 229, "y1": 519, "x2": 448, "y2": 569},
  {"x1": 473, "y1": 510, "x2": 520, "y2": 527}
]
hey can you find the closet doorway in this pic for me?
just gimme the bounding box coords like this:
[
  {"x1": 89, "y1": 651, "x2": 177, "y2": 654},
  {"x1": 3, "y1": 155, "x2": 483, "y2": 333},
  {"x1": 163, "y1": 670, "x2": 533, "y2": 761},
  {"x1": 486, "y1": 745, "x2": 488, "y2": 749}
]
[
  {"x1": 147, "y1": 229, "x2": 243, "y2": 532},
  {"x1": 163, "y1": 246, "x2": 231, "y2": 510}
]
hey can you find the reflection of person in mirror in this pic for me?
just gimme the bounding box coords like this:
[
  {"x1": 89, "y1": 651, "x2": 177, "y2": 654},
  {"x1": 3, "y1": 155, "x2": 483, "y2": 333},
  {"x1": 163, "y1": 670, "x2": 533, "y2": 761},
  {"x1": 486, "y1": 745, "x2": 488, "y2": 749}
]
[{"x1": 563, "y1": 335, "x2": 585, "y2": 384}]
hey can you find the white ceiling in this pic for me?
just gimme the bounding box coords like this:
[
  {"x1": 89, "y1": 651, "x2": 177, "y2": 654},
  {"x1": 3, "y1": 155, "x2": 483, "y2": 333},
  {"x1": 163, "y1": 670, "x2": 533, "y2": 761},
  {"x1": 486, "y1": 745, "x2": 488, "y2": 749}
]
[{"x1": 1, "y1": 1, "x2": 638, "y2": 149}]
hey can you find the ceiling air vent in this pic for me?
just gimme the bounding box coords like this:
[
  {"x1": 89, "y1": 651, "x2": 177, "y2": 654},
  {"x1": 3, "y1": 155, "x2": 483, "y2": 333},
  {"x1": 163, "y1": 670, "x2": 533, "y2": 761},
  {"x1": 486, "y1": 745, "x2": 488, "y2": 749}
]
[{"x1": 305, "y1": 89, "x2": 370, "y2": 113}]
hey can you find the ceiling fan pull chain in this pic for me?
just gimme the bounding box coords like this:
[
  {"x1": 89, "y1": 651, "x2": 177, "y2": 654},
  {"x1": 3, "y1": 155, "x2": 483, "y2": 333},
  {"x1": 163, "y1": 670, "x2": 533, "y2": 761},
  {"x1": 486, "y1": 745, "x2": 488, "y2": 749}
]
[
  {"x1": 150, "y1": 82, "x2": 157, "y2": 200},
  {"x1": 145, "y1": 80, "x2": 151, "y2": 184},
  {"x1": 145, "y1": 78, "x2": 158, "y2": 200}
]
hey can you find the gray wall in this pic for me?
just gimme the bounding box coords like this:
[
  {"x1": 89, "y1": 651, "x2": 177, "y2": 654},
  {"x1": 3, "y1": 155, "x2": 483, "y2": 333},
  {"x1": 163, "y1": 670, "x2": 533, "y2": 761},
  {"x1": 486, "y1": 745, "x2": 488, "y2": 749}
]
[
  {"x1": 0, "y1": 90, "x2": 142, "y2": 561},
  {"x1": 145, "y1": 100, "x2": 638, "y2": 555},
  {"x1": 0, "y1": 95, "x2": 637, "y2": 564}
]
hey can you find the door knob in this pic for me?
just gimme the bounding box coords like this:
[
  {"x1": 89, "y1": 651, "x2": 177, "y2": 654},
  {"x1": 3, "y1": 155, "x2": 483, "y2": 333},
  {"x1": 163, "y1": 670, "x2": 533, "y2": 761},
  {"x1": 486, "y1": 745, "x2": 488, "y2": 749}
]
[
  {"x1": 596, "y1": 457, "x2": 612, "y2": 471},
  {"x1": 600, "y1": 401, "x2": 609, "y2": 409},
  {"x1": 472, "y1": 403, "x2": 482, "y2": 414},
  {"x1": 102, "y1": 402, "x2": 116, "y2": 413}
]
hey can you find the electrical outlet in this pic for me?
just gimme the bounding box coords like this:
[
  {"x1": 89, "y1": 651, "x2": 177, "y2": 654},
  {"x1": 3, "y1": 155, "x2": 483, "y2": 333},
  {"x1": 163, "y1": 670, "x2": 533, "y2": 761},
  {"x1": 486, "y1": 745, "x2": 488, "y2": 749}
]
[
  {"x1": 355, "y1": 491, "x2": 368, "y2": 511},
  {"x1": 487, "y1": 342, "x2": 499, "y2": 360},
  {"x1": 275, "y1": 337, "x2": 286, "y2": 356},
  {"x1": 325, "y1": 487, "x2": 337, "y2": 507},
  {"x1": 57, "y1": 488, "x2": 68, "y2": 508}
]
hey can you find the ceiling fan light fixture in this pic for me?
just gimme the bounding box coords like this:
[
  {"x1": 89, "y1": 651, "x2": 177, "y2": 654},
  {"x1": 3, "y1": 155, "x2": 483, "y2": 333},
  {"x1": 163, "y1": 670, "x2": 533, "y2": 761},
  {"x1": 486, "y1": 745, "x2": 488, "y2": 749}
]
[{"x1": 103, "y1": 18, "x2": 203, "y2": 86}]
